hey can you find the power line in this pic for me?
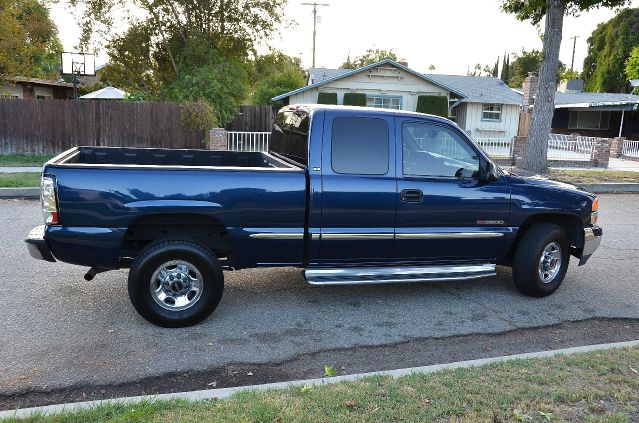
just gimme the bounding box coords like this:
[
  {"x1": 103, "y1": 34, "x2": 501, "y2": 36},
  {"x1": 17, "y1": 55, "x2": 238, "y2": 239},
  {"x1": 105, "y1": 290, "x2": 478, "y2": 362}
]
[{"x1": 301, "y1": 2, "x2": 329, "y2": 67}]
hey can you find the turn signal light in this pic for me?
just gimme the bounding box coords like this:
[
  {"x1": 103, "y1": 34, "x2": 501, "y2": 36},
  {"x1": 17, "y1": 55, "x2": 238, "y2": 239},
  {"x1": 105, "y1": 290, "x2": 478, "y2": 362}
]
[{"x1": 591, "y1": 197, "x2": 599, "y2": 225}]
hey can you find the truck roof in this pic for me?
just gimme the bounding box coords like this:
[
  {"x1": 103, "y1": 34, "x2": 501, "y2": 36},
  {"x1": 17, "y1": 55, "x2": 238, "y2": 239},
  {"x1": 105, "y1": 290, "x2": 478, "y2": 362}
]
[{"x1": 281, "y1": 104, "x2": 453, "y2": 124}]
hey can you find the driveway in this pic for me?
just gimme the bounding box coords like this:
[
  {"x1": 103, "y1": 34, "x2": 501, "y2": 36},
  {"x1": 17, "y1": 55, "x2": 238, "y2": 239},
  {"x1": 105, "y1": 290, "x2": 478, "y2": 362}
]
[{"x1": 1, "y1": 195, "x2": 638, "y2": 406}]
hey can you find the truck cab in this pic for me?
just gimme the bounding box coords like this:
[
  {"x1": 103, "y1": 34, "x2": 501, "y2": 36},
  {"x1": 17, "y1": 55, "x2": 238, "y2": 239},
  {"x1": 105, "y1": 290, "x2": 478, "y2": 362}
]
[{"x1": 26, "y1": 104, "x2": 602, "y2": 327}]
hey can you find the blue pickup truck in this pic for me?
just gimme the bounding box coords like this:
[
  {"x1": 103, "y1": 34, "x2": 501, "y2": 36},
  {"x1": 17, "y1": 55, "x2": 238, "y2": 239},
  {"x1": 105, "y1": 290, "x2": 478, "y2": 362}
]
[{"x1": 26, "y1": 104, "x2": 602, "y2": 327}]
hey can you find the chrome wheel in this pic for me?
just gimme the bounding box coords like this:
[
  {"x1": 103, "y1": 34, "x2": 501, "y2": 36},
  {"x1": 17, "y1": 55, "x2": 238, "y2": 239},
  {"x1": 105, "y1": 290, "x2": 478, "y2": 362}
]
[
  {"x1": 538, "y1": 242, "x2": 562, "y2": 284},
  {"x1": 150, "y1": 260, "x2": 203, "y2": 311}
]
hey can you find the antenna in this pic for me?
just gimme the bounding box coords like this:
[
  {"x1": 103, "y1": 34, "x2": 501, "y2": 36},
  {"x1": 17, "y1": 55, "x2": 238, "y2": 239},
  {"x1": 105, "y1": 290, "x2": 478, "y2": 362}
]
[{"x1": 300, "y1": 2, "x2": 329, "y2": 68}]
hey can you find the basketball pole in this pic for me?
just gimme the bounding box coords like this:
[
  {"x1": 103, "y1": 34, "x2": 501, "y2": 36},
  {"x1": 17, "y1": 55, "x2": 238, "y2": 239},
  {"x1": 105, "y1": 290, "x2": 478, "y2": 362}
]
[{"x1": 73, "y1": 71, "x2": 80, "y2": 100}]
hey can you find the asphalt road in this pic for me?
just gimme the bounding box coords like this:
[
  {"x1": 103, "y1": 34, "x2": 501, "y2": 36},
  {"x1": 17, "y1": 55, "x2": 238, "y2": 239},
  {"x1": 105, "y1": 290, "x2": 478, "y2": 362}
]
[{"x1": 1, "y1": 195, "x2": 638, "y2": 400}]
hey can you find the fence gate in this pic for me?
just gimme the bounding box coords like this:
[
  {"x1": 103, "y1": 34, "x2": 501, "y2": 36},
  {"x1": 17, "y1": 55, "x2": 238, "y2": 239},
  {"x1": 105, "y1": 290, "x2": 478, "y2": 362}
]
[{"x1": 227, "y1": 131, "x2": 270, "y2": 152}]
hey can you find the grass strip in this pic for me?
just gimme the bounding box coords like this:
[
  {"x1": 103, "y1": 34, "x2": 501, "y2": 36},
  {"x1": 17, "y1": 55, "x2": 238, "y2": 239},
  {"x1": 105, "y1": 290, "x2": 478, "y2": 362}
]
[
  {"x1": 4, "y1": 346, "x2": 639, "y2": 422},
  {"x1": 0, "y1": 155, "x2": 52, "y2": 167},
  {"x1": 550, "y1": 169, "x2": 639, "y2": 184},
  {"x1": 0, "y1": 173, "x2": 40, "y2": 188}
]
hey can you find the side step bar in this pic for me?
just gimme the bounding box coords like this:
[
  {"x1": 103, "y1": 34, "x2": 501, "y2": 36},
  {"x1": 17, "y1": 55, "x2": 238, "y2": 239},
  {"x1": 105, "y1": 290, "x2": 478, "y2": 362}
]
[{"x1": 304, "y1": 264, "x2": 496, "y2": 286}]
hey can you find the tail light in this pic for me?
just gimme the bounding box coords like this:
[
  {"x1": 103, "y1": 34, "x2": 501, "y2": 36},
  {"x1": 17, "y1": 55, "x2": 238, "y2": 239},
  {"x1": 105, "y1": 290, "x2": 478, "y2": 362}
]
[
  {"x1": 591, "y1": 197, "x2": 598, "y2": 225},
  {"x1": 41, "y1": 176, "x2": 59, "y2": 224}
]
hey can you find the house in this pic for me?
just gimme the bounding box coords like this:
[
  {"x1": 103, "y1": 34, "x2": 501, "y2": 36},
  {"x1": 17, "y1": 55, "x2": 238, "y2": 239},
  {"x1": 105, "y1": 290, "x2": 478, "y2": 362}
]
[
  {"x1": 521, "y1": 74, "x2": 639, "y2": 140},
  {"x1": 0, "y1": 76, "x2": 74, "y2": 99},
  {"x1": 272, "y1": 59, "x2": 523, "y2": 140}
]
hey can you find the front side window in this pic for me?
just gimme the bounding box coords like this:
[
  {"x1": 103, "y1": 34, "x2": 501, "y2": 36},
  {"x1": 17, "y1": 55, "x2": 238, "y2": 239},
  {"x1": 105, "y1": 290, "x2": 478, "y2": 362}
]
[
  {"x1": 482, "y1": 104, "x2": 502, "y2": 121},
  {"x1": 366, "y1": 96, "x2": 402, "y2": 110},
  {"x1": 402, "y1": 121, "x2": 479, "y2": 178},
  {"x1": 331, "y1": 117, "x2": 389, "y2": 175}
]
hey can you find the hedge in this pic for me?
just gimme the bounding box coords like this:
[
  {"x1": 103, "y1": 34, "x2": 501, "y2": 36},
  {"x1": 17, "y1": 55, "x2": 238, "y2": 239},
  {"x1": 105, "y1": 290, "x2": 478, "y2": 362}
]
[
  {"x1": 317, "y1": 92, "x2": 338, "y2": 104},
  {"x1": 343, "y1": 92, "x2": 367, "y2": 107},
  {"x1": 416, "y1": 95, "x2": 448, "y2": 117}
]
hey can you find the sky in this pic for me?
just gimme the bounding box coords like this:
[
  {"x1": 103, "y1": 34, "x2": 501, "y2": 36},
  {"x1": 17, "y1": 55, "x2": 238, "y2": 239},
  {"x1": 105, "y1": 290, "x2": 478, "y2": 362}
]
[{"x1": 49, "y1": 0, "x2": 638, "y2": 75}]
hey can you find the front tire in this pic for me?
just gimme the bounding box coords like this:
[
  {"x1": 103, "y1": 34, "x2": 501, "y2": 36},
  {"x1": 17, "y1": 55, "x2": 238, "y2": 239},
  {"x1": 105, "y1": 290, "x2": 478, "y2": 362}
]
[
  {"x1": 128, "y1": 240, "x2": 224, "y2": 327},
  {"x1": 513, "y1": 223, "x2": 570, "y2": 297}
]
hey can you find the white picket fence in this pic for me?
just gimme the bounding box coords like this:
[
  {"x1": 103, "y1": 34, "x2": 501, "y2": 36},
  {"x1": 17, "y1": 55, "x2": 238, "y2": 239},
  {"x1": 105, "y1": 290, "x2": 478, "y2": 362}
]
[
  {"x1": 623, "y1": 139, "x2": 639, "y2": 158},
  {"x1": 547, "y1": 134, "x2": 596, "y2": 160},
  {"x1": 227, "y1": 131, "x2": 270, "y2": 152},
  {"x1": 475, "y1": 138, "x2": 512, "y2": 157}
]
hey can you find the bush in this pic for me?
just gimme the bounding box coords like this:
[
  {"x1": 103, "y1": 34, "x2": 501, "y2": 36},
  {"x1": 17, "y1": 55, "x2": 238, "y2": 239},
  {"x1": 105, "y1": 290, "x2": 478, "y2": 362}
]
[
  {"x1": 179, "y1": 102, "x2": 218, "y2": 142},
  {"x1": 416, "y1": 95, "x2": 448, "y2": 117},
  {"x1": 343, "y1": 92, "x2": 366, "y2": 107},
  {"x1": 317, "y1": 92, "x2": 337, "y2": 104}
]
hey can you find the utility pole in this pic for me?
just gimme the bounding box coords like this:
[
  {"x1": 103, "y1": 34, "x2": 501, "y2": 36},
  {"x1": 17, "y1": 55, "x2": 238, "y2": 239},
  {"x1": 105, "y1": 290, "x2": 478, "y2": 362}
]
[
  {"x1": 301, "y1": 2, "x2": 329, "y2": 68},
  {"x1": 570, "y1": 35, "x2": 580, "y2": 71}
]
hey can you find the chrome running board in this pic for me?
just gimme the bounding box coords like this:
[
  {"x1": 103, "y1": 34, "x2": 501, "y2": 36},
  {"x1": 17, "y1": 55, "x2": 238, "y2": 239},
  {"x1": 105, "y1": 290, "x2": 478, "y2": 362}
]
[{"x1": 304, "y1": 264, "x2": 496, "y2": 286}]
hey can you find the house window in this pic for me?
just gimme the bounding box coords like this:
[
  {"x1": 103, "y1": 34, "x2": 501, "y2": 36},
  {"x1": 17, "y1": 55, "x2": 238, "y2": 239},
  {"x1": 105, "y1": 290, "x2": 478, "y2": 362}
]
[
  {"x1": 449, "y1": 105, "x2": 458, "y2": 123},
  {"x1": 568, "y1": 111, "x2": 610, "y2": 130},
  {"x1": 482, "y1": 104, "x2": 502, "y2": 121},
  {"x1": 366, "y1": 95, "x2": 402, "y2": 110}
]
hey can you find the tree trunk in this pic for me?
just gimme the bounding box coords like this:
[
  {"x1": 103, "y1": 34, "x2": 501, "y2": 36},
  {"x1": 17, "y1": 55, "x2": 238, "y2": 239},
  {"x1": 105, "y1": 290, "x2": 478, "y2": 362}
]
[{"x1": 521, "y1": 0, "x2": 565, "y2": 174}]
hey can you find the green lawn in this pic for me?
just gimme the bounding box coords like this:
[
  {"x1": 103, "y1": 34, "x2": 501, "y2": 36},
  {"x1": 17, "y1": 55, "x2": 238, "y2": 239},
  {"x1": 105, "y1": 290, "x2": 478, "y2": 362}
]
[
  {"x1": 0, "y1": 155, "x2": 53, "y2": 167},
  {"x1": 0, "y1": 173, "x2": 40, "y2": 188},
  {"x1": 6, "y1": 346, "x2": 639, "y2": 422},
  {"x1": 550, "y1": 169, "x2": 639, "y2": 184}
]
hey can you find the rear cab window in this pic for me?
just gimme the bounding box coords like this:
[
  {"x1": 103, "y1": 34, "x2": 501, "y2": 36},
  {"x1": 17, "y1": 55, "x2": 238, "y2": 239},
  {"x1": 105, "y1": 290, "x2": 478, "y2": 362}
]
[
  {"x1": 331, "y1": 117, "x2": 389, "y2": 175},
  {"x1": 270, "y1": 108, "x2": 311, "y2": 166}
]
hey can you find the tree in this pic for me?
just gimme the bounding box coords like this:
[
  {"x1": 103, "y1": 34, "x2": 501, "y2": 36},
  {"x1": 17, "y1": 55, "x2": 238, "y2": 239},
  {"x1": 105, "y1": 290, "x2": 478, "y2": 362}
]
[
  {"x1": 626, "y1": 45, "x2": 639, "y2": 91},
  {"x1": 501, "y1": 0, "x2": 631, "y2": 173},
  {"x1": 492, "y1": 57, "x2": 500, "y2": 77},
  {"x1": 251, "y1": 51, "x2": 306, "y2": 107},
  {"x1": 428, "y1": 64, "x2": 436, "y2": 71},
  {"x1": 339, "y1": 49, "x2": 397, "y2": 69},
  {"x1": 467, "y1": 63, "x2": 493, "y2": 76},
  {"x1": 0, "y1": 0, "x2": 62, "y2": 80},
  {"x1": 508, "y1": 49, "x2": 543, "y2": 88},
  {"x1": 582, "y1": 8, "x2": 639, "y2": 93},
  {"x1": 500, "y1": 53, "x2": 510, "y2": 84},
  {"x1": 77, "y1": 0, "x2": 286, "y2": 124}
]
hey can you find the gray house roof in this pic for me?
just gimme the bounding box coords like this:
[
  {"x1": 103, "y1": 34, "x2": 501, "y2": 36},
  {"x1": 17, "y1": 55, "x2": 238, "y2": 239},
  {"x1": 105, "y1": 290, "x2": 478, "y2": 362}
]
[
  {"x1": 423, "y1": 74, "x2": 523, "y2": 105},
  {"x1": 307, "y1": 67, "x2": 351, "y2": 84},
  {"x1": 554, "y1": 91, "x2": 639, "y2": 108},
  {"x1": 271, "y1": 59, "x2": 465, "y2": 102}
]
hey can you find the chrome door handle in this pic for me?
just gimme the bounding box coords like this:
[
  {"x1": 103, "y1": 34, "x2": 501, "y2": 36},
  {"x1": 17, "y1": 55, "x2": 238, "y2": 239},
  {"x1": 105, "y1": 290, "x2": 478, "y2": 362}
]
[{"x1": 400, "y1": 189, "x2": 423, "y2": 202}]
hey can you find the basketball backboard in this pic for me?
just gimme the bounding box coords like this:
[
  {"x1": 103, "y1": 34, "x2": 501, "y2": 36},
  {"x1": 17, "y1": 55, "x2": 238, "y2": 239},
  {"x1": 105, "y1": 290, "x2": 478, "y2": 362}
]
[{"x1": 61, "y1": 52, "x2": 96, "y2": 76}]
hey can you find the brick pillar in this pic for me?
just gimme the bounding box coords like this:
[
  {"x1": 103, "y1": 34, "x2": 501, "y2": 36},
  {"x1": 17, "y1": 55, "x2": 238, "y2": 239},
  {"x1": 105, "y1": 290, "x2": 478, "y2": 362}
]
[
  {"x1": 591, "y1": 137, "x2": 612, "y2": 168},
  {"x1": 512, "y1": 136, "x2": 527, "y2": 166},
  {"x1": 609, "y1": 137, "x2": 625, "y2": 158},
  {"x1": 209, "y1": 128, "x2": 227, "y2": 151}
]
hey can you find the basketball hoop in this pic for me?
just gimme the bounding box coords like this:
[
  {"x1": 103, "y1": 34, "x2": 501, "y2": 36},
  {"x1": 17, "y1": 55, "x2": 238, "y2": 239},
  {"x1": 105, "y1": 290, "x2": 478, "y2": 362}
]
[{"x1": 61, "y1": 52, "x2": 96, "y2": 99}]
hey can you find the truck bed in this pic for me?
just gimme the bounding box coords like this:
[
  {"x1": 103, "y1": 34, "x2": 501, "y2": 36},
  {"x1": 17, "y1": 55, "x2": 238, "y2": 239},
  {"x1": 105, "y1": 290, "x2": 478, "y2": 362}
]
[{"x1": 49, "y1": 146, "x2": 299, "y2": 169}]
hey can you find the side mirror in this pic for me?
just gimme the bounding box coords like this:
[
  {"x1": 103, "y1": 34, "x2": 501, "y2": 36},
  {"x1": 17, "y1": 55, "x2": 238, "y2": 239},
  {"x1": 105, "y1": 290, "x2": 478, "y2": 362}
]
[{"x1": 480, "y1": 160, "x2": 499, "y2": 182}]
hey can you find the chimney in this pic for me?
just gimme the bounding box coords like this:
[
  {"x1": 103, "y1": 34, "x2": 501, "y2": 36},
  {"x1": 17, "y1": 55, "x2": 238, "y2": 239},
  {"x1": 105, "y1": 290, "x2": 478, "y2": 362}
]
[
  {"x1": 522, "y1": 72, "x2": 539, "y2": 107},
  {"x1": 397, "y1": 58, "x2": 408, "y2": 67}
]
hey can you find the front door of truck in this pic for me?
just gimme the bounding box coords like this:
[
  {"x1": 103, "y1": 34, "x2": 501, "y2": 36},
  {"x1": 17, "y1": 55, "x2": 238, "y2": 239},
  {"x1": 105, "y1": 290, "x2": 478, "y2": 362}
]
[
  {"x1": 318, "y1": 110, "x2": 396, "y2": 264},
  {"x1": 393, "y1": 118, "x2": 511, "y2": 262}
]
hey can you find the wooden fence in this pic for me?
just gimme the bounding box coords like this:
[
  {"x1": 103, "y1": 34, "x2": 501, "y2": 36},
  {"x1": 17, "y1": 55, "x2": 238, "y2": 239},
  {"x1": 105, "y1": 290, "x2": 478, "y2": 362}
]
[
  {"x1": 225, "y1": 105, "x2": 277, "y2": 132},
  {"x1": 0, "y1": 99, "x2": 206, "y2": 155}
]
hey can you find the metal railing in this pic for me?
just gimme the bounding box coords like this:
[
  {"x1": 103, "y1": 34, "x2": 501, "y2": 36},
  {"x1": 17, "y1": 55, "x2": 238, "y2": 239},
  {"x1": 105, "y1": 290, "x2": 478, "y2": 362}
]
[
  {"x1": 227, "y1": 131, "x2": 270, "y2": 152},
  {"x1": 547, "y1": 133, "x2": 596, "y2": 160},
  {"x1": 474, "y1": 138, "x2": 512, "y2": 157},
  {"x1": 622, "y1": 139, "x2": 639, "y2": 158}
]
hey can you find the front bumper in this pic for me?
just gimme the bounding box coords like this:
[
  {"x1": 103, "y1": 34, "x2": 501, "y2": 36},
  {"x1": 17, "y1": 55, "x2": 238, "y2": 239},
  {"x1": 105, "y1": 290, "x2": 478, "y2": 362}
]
[
  {"x1": 578, "y1": 225, "x2": 602, "y2": 266},
  {"x1": 25, "y1": 225, "x2": 56, "y2": 262}
]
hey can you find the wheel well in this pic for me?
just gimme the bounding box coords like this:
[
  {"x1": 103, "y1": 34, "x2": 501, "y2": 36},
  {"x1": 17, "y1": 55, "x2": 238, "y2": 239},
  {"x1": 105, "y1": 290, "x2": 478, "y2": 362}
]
[
  {"x1": 120, "y1": 213, "x2": 231, "y2": 263},
  {"x1": 509, "y1": 214, "x2": 584, "y2": 261}
]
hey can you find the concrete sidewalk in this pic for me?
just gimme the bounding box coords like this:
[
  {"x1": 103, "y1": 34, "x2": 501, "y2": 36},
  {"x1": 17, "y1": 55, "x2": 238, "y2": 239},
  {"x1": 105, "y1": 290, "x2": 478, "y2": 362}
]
[{"x1": 0, "y1": 167, "x2": 41, "y2": 173}]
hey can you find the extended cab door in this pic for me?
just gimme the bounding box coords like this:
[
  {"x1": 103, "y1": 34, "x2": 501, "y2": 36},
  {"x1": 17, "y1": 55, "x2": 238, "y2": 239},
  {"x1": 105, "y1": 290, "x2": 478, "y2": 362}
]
[
  {"x1": 316, "y1": 110, "x2": 396, "y2": 264},
  {"x1": 393, "y1": 118, "x2": 511, "y2": 262}
]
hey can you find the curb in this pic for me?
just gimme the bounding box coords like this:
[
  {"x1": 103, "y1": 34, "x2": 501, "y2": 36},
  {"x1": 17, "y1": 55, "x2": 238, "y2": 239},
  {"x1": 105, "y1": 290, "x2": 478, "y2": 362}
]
[
  {"x1": 0, "y1": 187, "x2": 39, "y2": 199},
  {"x1": 578, "y1": 183, "x2": 639, "y2": 193},
  {"x1": 2, "y1": 339, "x2": 638, "y2": 419}
]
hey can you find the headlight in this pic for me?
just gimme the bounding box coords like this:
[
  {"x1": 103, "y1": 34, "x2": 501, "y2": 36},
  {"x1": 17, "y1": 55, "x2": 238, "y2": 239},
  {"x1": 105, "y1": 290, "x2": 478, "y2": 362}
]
[
  {"x1": 590, "y1": 197, "x2": 598, "y2": 225},
  {"x1": 41, "y1": 176, "x2": 59, "y2": 224}
]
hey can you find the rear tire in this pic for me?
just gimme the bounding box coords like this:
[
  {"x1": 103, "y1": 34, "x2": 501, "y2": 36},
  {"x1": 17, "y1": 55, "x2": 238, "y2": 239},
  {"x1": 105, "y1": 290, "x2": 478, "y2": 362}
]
[
  {"x1": 513, "y1": 223, "x2": 570, "y2": 297},
  {"x1": 128, "y1": 240, "x2": 224, "y2": 327}
]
